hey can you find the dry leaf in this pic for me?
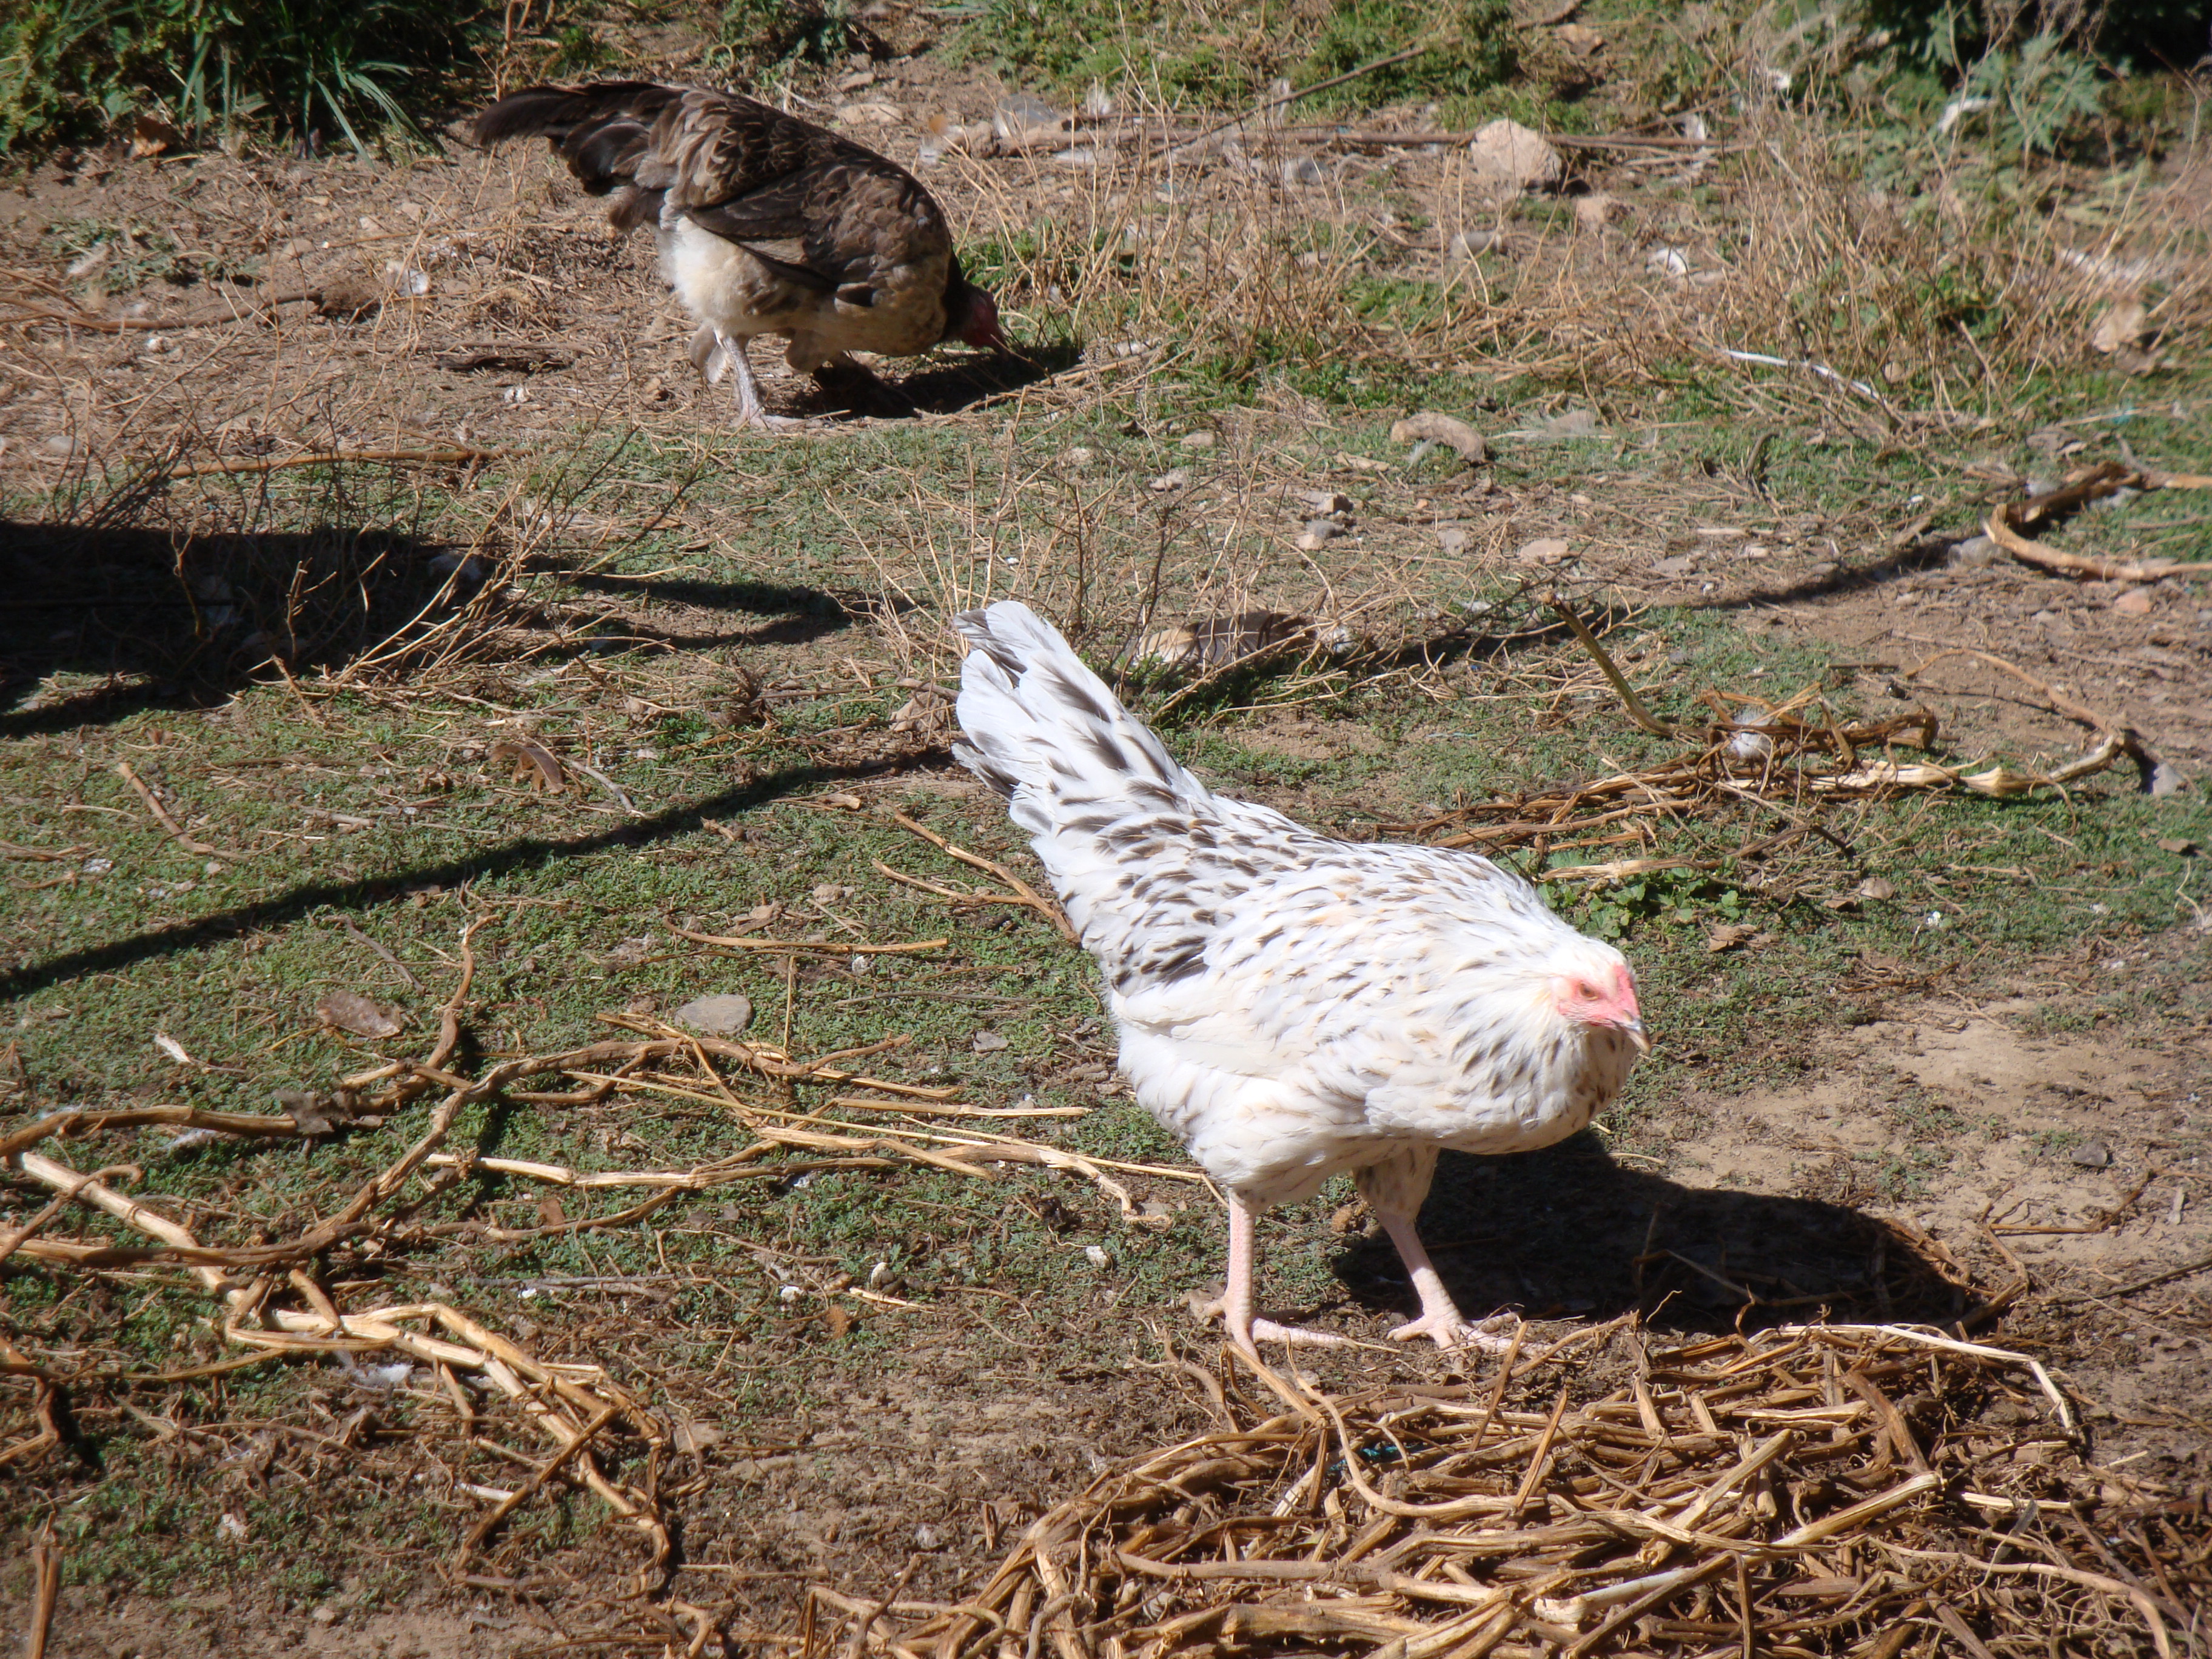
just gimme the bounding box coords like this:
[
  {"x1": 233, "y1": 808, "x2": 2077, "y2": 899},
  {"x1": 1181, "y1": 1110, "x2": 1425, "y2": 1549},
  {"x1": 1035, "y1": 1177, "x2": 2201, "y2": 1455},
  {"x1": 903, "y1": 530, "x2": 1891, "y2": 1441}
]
[
  {"x1": 491, "y1": 739, "x2": 566, "y2": 793},
  {"x1": 275, "y1": 1087, "x2": 367, "y2": 1135},
  {"x1": 315, "y1": 991, "x2": 403, "y2": 1040},
  {"x1": 537, "y1": 1193, "x2": 568, "y2": 1228},
  {"x1": 1389, "y1": 411, "x2": 1490, "y2": 464},
  {"x1": 1707, "y1": 923, "x2": 1759, "y2": 953},
  {"x1": 153, "y1": 1031, "x2": 194, "y2": 1064},
  {"x1": 822, "y1": 1302, "x2": 854, "y2": 1338}
]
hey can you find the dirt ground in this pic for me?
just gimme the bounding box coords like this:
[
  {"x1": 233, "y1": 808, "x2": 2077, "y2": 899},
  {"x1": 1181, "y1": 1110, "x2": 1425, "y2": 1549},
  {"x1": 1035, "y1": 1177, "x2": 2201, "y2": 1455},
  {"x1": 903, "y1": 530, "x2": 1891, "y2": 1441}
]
[{"x1": 4, "y1": 51, "x2": 2210, "y2": 1659}]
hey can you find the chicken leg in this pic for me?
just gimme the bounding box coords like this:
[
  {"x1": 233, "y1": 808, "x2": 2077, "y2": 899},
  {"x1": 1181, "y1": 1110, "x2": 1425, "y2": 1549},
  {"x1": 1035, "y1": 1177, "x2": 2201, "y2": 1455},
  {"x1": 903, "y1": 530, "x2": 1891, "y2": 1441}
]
[
  {"x1": 1356, "y1": 1150, "x2": 1518, "y2": 1353},
  {"x1": 1196, "y1": 1194, "x2": 1351, "y2": 1359},
  {"x1": 697, "y1": 329, "x2": 801, "y2": 429}
]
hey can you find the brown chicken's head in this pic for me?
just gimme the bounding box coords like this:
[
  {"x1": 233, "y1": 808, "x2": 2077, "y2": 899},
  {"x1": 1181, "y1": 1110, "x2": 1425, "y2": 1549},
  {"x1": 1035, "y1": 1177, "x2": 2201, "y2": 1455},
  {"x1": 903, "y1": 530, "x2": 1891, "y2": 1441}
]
[{"x1": 943, "y1": 263, "x2": 1007, "y2": 353}]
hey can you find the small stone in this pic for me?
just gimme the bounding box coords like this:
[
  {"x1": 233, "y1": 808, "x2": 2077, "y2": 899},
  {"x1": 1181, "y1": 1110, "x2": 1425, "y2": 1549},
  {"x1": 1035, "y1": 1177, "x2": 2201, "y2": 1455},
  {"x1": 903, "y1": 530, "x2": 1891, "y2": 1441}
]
[
  {"x1": 1856, "y1": 877, "x2": 1896, "y2": 901},
  {"x1": 1436, "y1": 525, "x2": 1472, "y2": 555},
  {"x1": 913, "y1": 1523, "x2": 945, "y2": 1550},
  {"x1": 2071, "y1": 1140, "x2": 2112, "y2": 1169},
  {"x1": 672, "y1": 994, "x2": 754, "y2": 1036},
  {"x1": 1178, "y1": 429, "x2": 1216, "y2": 450},
  {"x1": 1084, "y1": 1244, "x2": 1111, "y2": 1267},
  {"x1": 1949, "y1": 535, "x2": 1999, "y2": 569},
  {"x1": 1651, "y1": 555, "x2": 1697, "y2": 580},
  {"x1": 2090, "y1": 301, "x2": 2147, "y2": 355},
  {"x1": 1466, "y1": 118, "x2": 1561, "y2": 192},
  {"x1": 2112, "y1": 588, "x2": 2153, "y2": 616},
  {"x1": 2148, "y1": 762, "x2": 2188, "y2": 797},
  {"x1": 1149, "y1": 468, "x2": 1190, "y2": 492},
  {"x1": 971, "y1": 1030, "x2": 1009, "y2": 1053},
  {"x1": 1446, "y1": 228, "x2": 1503, "y2": 262},
  {"x1": 1515, "y1": 537, "x2": 1571, "y2": 565},
  {"x1": 1573, "y1": 193, "x2": 1623, "y2": 232},
  {"x1": 1302, "y1": 517, "x2": 1344, "y2": 542},
  {"x1": 1644, "y1": 246, "x2": 1690, "y2": 278},
  {"x1": 2157, "y1": 837, "x2": 2198, "y2": 856}
]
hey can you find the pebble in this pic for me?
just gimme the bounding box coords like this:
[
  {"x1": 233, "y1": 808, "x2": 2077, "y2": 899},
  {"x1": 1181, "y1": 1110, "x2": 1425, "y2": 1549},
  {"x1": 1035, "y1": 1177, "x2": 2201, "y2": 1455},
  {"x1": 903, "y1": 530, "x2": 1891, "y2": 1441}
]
[
  {"x1": 1178, "y1": 429, "x2": 1216, "y2": 450},
  {"x1": 672, "y1": 994, "x2": 753, "y2": 1036},
  {"x1": 1149, "y1": 468, "x2": 1190, "y2": 492},
  {"x1": 2071, "y1": 1139, "x2": 2112, "y2": 1169}
]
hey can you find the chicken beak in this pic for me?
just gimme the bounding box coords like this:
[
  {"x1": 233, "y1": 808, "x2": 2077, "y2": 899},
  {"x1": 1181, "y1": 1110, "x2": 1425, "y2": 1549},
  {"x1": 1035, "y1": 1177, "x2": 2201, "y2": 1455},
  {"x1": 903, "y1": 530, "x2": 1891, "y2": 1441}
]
[{"x1": 1624, "y1": 1019, "x2": 1650, "y2": 1055}]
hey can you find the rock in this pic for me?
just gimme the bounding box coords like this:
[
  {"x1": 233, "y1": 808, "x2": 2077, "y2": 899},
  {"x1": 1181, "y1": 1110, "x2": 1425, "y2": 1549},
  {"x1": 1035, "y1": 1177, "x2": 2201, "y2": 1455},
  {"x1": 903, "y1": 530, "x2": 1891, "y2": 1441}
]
[
  {"x1": 1148, "y1": 468, "x2": 1190, "y2": 492},
  {"x1": 1856, "y1": 877, "x2": 1896, "y2": 901},
  {"x1": 1178, "y1": 429, "x2": 1216, "y2": 450},
  {"x1": 1389, "y1": 411, "x2": 1488, "y2": 463},
  {"x1": 2157, "y1": 836, "x2": 2198, "y2": 856},
  {"x1": 1446, "y1": 228, "x2": 1504, "y2": 262},
  {"x1": 1644, "y1": 246, "x2": 1691, "y2": 278},
  {"x1": 315, "y1": 991, "x2": 403, "y2": 1041},
  {"x1": 1650, "y1": 555, "x2": 1697, "y2": 580},
  {"x1": 2090, "y1": 301, "x2": 2147, "y2": 355},
  {"x1": 1948, "y1": 534, "x2": 1999, "y2": 568},
  {"x1": 1436, "y1": 525, "x2": 1472, "y2": 555},
  {"x1": 971, "y1": 1030, "x2": 1009, "y2": 1053},
  {"x1": 2148, "y1": 761, "x2": 2188, "y2": 796},
  {"x1": 2112, "y1": 588, "x2": 2153, "y2": 616},
  {"x1": 1281, "y1": 155, "x2": 1325, "y2": 187},
  {"x1": 1556, "y1": 21, "x2": 1605, "y2": 55},
  {"x1": 913, "y1": 1524, "x2": 945, "y2": 1550},
  {"x1": 1515, "y1": 537, "x2": 1571, "y2": 565},
  {"x1": 1574, "y1": 193, "x2": 1624, "y2": 232},
  {"x1": 1297, "y1": 518, "x2": 1346, "y2": 551},
  {"x1": 672, "y1": 994, "x2": 754, "y2": 1036},
  {"x1": 1466, "y1": 119, "x2": 1561, "y2": 192},
  {"x1": 2071, "y1": 1139, "x2": 2112, "y2": 1169}
]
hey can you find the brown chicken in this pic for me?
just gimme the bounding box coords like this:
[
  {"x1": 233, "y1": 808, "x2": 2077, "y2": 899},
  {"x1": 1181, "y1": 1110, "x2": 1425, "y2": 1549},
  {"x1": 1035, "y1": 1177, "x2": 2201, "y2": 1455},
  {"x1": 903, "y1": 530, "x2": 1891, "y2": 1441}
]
[{"x1": 473, "y1": 81, "x2": 1005, "y2": 426}]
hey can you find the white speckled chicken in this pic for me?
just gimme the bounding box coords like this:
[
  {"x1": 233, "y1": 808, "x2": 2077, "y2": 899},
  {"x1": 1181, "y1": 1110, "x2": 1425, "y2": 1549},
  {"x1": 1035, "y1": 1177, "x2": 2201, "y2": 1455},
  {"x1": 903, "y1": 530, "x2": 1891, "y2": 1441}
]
[
  {"x1": 954, "y1": 602, "x2": 1647, "y2": 1358},
  {"x1": 473, "y1": 81, "x2": 1005, "y2": 426}
]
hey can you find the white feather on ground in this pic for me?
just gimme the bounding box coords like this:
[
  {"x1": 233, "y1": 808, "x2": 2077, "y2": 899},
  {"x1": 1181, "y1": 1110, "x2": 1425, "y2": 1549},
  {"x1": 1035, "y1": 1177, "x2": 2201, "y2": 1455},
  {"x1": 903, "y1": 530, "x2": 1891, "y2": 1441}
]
[{"x1": 954, "y1": 600, "x2": 1647, "y2": 1357}]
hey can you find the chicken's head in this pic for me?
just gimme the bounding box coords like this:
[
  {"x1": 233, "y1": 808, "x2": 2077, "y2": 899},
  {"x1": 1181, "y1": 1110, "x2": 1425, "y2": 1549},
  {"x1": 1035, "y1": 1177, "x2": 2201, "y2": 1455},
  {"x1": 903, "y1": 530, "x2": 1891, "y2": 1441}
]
[
  {"x1": 1552, "y1": 956, "x2": 1647, "y2": 1053},
  {"x1": 943, "y1": 261, "x2": 1007, "y2": 352}
]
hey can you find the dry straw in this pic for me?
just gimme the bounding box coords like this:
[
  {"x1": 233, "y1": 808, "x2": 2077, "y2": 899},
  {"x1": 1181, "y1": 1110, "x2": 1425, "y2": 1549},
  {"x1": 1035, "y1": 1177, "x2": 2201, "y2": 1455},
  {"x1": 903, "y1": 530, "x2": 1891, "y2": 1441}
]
[{"x1": 817, "y1": 1322, "x2": 2183, "y2": 1659}]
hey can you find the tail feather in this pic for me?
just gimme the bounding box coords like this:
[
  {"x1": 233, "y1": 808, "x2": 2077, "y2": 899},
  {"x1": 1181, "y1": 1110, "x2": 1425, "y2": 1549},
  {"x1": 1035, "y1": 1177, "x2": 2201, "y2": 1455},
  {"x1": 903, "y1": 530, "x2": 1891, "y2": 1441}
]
[
  {"x1": 472, "y1": 82, "x2": 680, "y2": 215},
  {"x1": 953, "y1": 602, "x2": 1203, "y2": 839}
]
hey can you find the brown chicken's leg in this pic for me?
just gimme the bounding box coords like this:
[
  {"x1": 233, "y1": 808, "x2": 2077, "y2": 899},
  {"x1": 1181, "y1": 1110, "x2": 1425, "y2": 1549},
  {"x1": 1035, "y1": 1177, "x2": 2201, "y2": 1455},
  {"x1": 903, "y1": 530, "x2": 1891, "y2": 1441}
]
[
  {"x1": 1194, "y1": 1194, "x2": 1351, "y2": 1360},
  {"x1": 710, "y1": 330, "x2": 802, "y2": 429}
]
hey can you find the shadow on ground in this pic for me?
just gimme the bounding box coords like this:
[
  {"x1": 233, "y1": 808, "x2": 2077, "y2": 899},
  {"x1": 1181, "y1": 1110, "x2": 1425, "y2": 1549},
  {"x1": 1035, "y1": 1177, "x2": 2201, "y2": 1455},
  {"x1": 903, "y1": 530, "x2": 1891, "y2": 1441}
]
[
  {"x1": 0, "y1": 520, "x2": 458, "y2": 737},
  {"x1": 1327, "y1": 1138, "x2": 1959, "y2": 1337},
  {"x1": 0, "y1": 755, "x2": 924, "y2": 1000}
]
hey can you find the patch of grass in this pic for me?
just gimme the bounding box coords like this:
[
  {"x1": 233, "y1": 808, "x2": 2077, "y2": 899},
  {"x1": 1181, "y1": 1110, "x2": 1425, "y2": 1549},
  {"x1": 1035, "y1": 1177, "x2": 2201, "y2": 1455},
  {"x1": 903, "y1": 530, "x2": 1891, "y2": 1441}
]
[
  {"x1": 0, "y1": 0, "x2": 498, "y2": 157},
  {"x1": 955, "y1": 0, "x2": 1515, "y2": 109},
  {"x1": 712, "y1": 0, "x2": 859, "y2": 78}
]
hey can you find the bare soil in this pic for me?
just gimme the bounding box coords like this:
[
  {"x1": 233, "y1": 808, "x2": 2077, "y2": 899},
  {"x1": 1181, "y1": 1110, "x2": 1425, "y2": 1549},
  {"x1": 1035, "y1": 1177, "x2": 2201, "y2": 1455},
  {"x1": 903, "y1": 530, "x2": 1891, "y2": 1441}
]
[{"x1": 4, "y1": 59, "x2": 2210, "y2": 1659}]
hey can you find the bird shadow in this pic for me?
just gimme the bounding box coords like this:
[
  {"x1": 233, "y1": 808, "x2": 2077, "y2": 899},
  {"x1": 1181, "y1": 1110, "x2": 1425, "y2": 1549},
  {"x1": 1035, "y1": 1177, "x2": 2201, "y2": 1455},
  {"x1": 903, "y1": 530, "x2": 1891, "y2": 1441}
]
[
  {"x1": 793, "y1": 340, "x2": 1084, "y2": 421},
  {"x1": 1327, "y1": 1136, "x2": 1965, "y2": 1338}
]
